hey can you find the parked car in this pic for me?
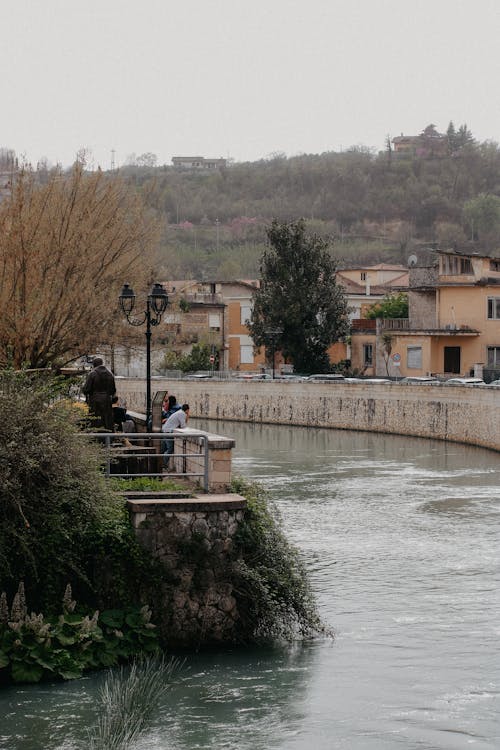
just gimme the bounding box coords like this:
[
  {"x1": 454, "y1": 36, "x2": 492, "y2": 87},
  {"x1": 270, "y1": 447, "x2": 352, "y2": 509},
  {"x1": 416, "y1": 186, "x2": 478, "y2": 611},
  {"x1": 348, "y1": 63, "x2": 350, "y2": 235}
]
[
  {"x1": 307, "y1": 374, "x2": 345, "y2": 382},
  {"x1": 237, "y1": 373, "x2": 272, "y2": 380},
  {"x1": 344, "y1": 377, "x2": 392, "y2": 384},
  {"x1": 275, "y1": 374, "x2": 307, "y2": 381},
  {"x1": 400, "y1": 376, "x2": 441, "y2": 384},
  {"x1": 485, "y1": 378, "x2": 500, "y2": 387},
  {"x1": 444, "y1": 377, "x2": 485, "y2": 385},
  {"x1": 186, "y1": 373, "x2": 213, "y2": 380}
]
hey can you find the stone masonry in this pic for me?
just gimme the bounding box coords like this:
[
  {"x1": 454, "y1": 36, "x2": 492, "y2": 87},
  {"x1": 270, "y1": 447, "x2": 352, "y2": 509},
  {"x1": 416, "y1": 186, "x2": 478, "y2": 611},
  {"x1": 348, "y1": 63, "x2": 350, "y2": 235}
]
[
  {"x1": 118, "y1": 378, "x2": 500, "y2": 452},
  {"x1": 128, "y1": 495, "x2": 246, "y2": 647}
]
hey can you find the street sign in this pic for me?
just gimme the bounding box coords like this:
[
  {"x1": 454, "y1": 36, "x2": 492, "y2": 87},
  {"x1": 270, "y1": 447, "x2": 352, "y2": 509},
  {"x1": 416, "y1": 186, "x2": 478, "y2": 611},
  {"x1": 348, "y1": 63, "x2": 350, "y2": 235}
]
[
  {"x1": 209, "y1": 355, "x2": 215, "y2": 364},
  {"x1": 392, "y1": 352, "x2": 401, "y2": 363}
]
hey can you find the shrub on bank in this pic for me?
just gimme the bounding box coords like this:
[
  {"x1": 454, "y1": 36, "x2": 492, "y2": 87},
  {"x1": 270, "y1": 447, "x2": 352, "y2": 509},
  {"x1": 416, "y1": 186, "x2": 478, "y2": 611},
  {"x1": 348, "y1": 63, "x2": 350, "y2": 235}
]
[
  {"x1": 231, "y1": 477, "x2": 328, "y2": 642},
  {"x1": 0, "y1": 583, "x2": 159, "y2": 684},
  {"x1": 0, "y1": 370, "x2": 160, "y2": 613}
]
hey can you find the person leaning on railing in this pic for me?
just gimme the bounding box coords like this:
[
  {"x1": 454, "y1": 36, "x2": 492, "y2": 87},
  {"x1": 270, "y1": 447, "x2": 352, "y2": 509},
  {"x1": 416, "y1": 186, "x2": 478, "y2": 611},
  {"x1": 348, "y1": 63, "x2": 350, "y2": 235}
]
[{"x1": 161, "y1": 403, "x2": 189, "y2": 472}]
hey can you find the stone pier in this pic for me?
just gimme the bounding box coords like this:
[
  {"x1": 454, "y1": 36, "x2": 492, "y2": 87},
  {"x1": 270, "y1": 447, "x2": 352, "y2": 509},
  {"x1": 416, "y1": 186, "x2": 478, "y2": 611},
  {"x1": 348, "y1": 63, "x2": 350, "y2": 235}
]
[{"x1": 128, "y1": 494, "x2": 246, "y2": 646}]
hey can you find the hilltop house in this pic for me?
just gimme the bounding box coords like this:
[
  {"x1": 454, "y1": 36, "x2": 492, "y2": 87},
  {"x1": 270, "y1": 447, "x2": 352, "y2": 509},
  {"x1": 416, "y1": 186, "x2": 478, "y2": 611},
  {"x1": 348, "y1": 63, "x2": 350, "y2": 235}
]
[
  {"x1": 392, "y1": 124, "x2": 448, "y2": 159},
  {"x1": 171, "y1": 156, "x2": 227, "y2": 170}
]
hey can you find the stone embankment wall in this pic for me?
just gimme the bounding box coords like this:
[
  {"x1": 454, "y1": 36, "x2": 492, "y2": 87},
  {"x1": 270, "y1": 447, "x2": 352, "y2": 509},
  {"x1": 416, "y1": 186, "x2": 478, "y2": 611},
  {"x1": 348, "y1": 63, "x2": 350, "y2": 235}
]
[
  {"x1": 117, "y1": 378, "x2": 500, "y2": 452},
  {"x1": 128, "y1": 495, "x2": 246, "y2": 647}
]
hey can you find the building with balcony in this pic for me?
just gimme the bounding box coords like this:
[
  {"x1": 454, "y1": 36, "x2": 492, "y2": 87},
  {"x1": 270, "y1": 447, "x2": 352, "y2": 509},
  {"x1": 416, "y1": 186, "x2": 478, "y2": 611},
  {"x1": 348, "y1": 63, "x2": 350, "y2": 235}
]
[{"x1": 368, "y1": 250, "x2": 500, "y2": 379}]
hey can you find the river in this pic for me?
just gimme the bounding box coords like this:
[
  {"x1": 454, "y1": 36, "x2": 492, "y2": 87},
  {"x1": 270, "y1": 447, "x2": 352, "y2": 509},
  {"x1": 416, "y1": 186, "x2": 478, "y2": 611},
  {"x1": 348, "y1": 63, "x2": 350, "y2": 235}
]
[{"x1": 1, "y1": 422, "x2": 499, "y2": 749}]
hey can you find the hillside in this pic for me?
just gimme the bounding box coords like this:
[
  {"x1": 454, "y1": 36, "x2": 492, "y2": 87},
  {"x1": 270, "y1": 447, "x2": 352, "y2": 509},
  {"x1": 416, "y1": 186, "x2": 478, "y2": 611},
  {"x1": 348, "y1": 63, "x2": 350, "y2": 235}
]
[
  {"x1": 4, "y1": 131, "x2": 500, "y2": 281},
  {"x1": 119, "y1": 133, "x2": 500, "y2": 280}
]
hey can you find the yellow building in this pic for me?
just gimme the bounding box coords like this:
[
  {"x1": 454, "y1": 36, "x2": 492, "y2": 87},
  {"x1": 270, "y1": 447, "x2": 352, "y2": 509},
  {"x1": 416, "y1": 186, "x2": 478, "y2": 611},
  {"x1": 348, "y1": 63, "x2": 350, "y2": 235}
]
[
  {"x1": 219, "y1": 281, "x2": 266, "y2": 372},
  {"x1": 329, "y1": 264, "x2": 409, "y2": 371},
  {"x1": 164, "y1": 280, "x2": 266, "y2": 372},
  {"x1": 374, "y1": 250, "x2": 500, "y2": 379}
]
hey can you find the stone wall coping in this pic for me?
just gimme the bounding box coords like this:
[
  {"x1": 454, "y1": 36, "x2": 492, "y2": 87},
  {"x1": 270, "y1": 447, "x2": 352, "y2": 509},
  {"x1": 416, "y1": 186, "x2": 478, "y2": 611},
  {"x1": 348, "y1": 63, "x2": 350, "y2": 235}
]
[
  {"x1": 124, "y1": 413, "x2": 235, "y2": 449},
  {"x1": 127, "y1": 493, "x2": 246, "y2": 513},
  {"x1": 179, "y1": 428, "x2": 235, "y2": 450}
]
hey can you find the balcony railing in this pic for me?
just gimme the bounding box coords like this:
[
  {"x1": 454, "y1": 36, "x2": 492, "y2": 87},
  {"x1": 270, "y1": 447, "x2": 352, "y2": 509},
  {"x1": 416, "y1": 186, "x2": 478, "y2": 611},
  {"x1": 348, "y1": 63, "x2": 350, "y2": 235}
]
[
  {"x1": 183, "y1": 293, "x2": 223, "y2": 305},
  {"x1": 380, "y1": 318, "x2": 410, "y2": 330}
]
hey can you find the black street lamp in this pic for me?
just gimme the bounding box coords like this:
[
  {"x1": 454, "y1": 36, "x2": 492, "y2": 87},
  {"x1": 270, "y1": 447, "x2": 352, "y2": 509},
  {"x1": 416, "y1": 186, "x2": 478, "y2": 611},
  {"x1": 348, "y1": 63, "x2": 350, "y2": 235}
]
[
  {"x1": 119, "y1": 282, "x2": 169, "y2": 427},
  {"x1": 266, "y1": 328, "x2": 283, "y2": 379}
]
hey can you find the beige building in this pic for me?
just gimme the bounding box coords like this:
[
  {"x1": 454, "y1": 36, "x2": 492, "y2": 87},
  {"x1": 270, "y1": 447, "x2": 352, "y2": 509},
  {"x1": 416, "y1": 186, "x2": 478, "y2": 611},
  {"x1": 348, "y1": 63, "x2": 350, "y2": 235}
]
[
  {"x1": 369, "y1": 250, "x2": 500, "y2": 379},
  {"x1": 162, "y1": 280, "x2": 266, "y2": 372},
  {"x1": 329, "y1": 264, "x2": 409, "y2": 369}
]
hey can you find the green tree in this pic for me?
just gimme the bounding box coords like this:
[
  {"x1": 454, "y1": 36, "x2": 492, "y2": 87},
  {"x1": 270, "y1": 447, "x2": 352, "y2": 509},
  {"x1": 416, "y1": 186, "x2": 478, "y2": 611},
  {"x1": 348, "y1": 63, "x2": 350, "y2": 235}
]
[
  {"x1": 463, "y1": 193, "x2": 500, "y2": 240},
  {"x1": 157, "y1": 343, "x2": 214, "y2": 373},
  {"x1": 248, "y1": 219, "x2": 349, "y2": 373},
  {"x1": 366, "y1": 292, "x2": 408, "y2": 319}
]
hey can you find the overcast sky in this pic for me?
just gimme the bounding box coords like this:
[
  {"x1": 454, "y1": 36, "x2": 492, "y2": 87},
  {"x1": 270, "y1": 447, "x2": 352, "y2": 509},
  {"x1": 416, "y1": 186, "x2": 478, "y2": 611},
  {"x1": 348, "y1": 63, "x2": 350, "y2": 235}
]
[{"x1": 4, "y1": 0, "x2": 500, "y2": 169}]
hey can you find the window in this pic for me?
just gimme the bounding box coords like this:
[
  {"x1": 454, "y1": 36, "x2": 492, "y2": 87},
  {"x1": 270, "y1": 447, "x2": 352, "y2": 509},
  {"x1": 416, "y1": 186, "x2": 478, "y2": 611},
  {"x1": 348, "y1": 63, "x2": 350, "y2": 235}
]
[
  {"x1": 407, "y1": 346, "x2": 422, "y2": 369},
  {"x1": 209, "y1": 313, "x2": 221, "y2": 331},
  {"x1": 441, "y1": 255, "x2": 473, "y2": 275},
  {"x1": 487, "y1": 347, "x2": 500, "y2": 367},
  {"x1": 240, "y1": 345, "x2": 254, "y2": 364},
  {"x1": 360, "y1": 272, "x2": 367, "y2": 281},
  {"x1": 487, "y1": 297, "x2": 500, "y2": 319},
  {"x1": 490, "y1": 260, "x2": 500, "y2": 272},
  {"x1": 363, "y1": 343, "x2": 373, "y2": 366},
  {"x1": 240, "y1": 305, "x2": 252, "y2": 326}
]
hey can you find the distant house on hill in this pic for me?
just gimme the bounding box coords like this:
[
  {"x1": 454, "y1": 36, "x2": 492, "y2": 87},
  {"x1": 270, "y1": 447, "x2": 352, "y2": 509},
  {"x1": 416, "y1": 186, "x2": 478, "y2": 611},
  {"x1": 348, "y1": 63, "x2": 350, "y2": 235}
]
[
  {"x1": 172, "y1": 156, "x2": 227, "y2": 170},
  {"x1": 392, "y1": 124, "x2": 448, "y2": 159}
]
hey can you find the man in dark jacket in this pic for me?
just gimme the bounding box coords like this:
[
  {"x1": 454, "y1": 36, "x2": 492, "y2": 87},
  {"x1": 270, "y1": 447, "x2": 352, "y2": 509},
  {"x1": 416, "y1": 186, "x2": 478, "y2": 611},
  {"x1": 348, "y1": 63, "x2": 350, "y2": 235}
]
[{"x1": 82, "y1": 357, "x2": 116, "y2": 431}]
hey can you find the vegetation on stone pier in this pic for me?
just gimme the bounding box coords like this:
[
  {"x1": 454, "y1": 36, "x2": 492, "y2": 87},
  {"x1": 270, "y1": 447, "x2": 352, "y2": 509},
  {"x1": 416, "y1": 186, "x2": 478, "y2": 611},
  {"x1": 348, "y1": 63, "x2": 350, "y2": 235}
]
[
  {"x1": 0, "y1": 371, "x2": 162, "y2": 614},
  {"x1": 231, "y1": 476, "x2": 329, "y2": 643},
  {"x1": 0, "y1": 370, "x2": 328, "y2": 683}
]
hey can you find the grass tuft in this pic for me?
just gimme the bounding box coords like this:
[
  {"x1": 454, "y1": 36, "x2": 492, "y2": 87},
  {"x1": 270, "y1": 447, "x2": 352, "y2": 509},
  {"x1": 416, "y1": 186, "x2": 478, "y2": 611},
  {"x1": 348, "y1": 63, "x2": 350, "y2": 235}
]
[{"x1": 87, "y1": 654, "x2": 181, "y2": 750}]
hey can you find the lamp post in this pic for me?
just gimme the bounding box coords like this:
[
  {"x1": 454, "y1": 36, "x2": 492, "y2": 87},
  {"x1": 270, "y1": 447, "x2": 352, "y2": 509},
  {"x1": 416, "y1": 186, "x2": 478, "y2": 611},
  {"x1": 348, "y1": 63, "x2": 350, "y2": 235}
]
[
  {"x1": 119, "y1": 282, "x2": 169, "y2": 427},
  {"x1": 266, "y1": 328, "x2": 283, "y2": 379}
]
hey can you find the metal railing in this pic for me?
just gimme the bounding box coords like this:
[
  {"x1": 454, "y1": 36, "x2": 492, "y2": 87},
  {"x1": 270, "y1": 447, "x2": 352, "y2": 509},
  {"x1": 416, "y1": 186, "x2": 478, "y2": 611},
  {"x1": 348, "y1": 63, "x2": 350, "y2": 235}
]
[{"x1": 84, "y1": 431, "x2": 210, "y2": 492}]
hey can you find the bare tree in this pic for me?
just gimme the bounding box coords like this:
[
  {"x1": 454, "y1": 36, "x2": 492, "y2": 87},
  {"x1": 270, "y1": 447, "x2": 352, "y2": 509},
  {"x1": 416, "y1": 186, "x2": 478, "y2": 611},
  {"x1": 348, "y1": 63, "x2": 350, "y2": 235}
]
[{"x1": 0, "y1": 161, "x2": 159, "y2": 368}]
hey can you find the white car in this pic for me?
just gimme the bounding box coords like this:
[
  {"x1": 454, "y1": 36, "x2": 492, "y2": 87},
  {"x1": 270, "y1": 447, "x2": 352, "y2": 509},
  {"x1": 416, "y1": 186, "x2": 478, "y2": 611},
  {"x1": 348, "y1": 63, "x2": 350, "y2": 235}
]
[
  {"x1": 400, "y1": 376, "x2": 441, "y2": 384},
  {"x1": 307, "y1": 374, "x2": 345, "y2": 382},
  {"x1": 344, "y1": 377, "x2": 392, "y2": 384},
  {"x1": 444, "y1": 377, "x2": 485, "y2": 385}
]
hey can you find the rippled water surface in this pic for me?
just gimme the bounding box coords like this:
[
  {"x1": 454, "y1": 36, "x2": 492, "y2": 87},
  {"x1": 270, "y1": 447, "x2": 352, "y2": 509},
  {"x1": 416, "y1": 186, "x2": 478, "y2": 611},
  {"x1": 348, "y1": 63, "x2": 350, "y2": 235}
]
[{"x1": 1, "y1": 422, "x2": 499, "y2": 749}]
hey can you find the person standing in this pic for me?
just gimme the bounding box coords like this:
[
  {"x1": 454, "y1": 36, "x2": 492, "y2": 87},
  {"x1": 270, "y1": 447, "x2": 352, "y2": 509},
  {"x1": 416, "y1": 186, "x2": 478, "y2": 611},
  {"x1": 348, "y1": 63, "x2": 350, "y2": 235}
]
[
  {"x1": 161, "y1": 403, "x2": 189, "y2": 470},
  {"x1": 82, "y1": 357, "x2": 116, "y2": 431}
]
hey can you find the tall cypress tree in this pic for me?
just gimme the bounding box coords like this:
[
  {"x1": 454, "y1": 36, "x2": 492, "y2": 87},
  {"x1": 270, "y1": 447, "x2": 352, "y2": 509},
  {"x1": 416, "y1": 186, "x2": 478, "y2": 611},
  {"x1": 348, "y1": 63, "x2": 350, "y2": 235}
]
[{"x1": 249, "y1": 219, "x2": 349, "y2": 373}]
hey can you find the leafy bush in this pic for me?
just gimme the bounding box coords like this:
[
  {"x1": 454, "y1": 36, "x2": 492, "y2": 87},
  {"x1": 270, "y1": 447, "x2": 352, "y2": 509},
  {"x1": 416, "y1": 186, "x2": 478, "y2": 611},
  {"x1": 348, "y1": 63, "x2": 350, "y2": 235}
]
[
  {"x1": 158, "y1": 343, "x2": 215, "y2": 373},
  {"x1": 230, "y1": 477, "x2": 329, "y2": 642},
  {"x1": 0, "y1": 583, "x2": 159, "y2": 684},
  {"x1": 365, "y1": 292, "x2": 409, "y2": 319},
  {"x1": 0, "y1": 371, "x2": 161, "y2": 613}
]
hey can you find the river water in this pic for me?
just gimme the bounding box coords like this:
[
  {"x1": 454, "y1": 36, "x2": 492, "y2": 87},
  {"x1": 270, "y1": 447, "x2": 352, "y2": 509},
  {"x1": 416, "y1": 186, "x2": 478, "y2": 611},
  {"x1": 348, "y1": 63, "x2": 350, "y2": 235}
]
[{"x1": 1, "y1": 422, "x2": 499, "y2": 749}]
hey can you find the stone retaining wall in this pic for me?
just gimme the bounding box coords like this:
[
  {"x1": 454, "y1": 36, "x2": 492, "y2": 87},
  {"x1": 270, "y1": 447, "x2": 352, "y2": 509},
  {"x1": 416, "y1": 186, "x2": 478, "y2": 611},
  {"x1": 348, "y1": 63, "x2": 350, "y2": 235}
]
[
  {"x1": 128, "y1": 495, "x2": 246, "y2": 646},
  {"x1": 117, "y1": 378, "x2": 500, "y2": 452}
]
